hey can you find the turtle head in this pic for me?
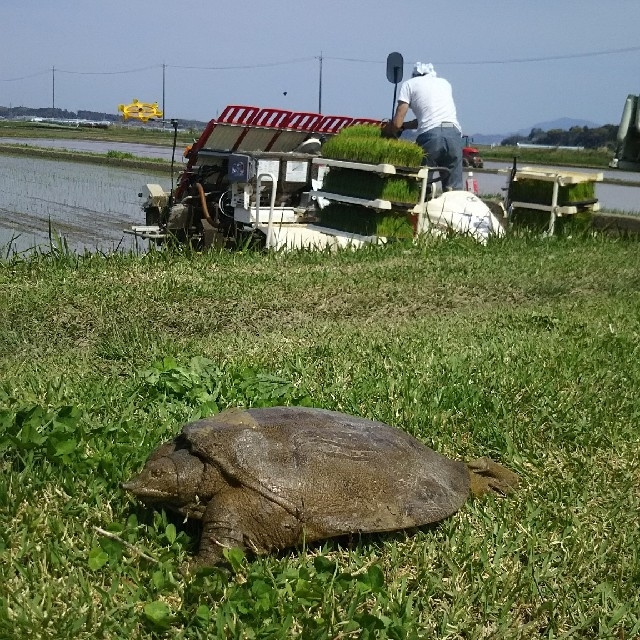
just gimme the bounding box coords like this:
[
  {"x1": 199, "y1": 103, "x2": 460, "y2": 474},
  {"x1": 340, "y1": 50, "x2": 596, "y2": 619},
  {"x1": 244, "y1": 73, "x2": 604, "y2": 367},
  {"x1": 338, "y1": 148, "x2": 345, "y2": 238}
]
[{"x1": 122, "y1": 445, "x2": 206, "y2": 517}]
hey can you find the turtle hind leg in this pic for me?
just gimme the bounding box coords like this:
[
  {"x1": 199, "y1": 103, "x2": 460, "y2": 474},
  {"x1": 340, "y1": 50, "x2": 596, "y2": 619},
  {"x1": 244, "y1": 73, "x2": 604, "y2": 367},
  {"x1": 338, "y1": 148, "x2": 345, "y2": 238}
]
[{"x1": 466, "y1": 457, "x2": 519, "y2": 497}]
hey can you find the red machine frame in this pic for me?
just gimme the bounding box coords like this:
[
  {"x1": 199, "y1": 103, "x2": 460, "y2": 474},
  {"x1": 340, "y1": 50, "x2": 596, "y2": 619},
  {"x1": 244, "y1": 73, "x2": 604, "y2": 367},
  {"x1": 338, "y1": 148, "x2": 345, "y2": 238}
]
[{"x1": 176, "y1": 105, "x2": 380, "y2": 198}]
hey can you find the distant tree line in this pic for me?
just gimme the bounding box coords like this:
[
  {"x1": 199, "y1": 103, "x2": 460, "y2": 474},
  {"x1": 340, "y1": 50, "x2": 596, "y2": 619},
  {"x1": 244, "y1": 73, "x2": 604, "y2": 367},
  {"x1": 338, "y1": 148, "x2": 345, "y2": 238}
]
[
  {"x1": 0, "y1": 105, "x2": 207, "y2": 129},
  {"x1": 0, "y1": 106, "x2": 120, "y2": 122},
  {"x1": 501, "y1": 125, "x2": 618, "y2": 150}
]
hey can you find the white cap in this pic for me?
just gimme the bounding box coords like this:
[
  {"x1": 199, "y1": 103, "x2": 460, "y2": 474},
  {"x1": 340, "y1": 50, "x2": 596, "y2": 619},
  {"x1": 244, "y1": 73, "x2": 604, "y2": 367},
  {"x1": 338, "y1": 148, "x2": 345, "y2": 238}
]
[{"x1": 412, "y1": 62, "x2": 436, "y2": 77}]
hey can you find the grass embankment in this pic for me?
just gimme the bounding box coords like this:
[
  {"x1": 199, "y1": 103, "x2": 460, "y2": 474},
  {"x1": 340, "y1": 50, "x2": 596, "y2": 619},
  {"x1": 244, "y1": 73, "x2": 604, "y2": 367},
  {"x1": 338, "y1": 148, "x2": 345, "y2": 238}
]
[
  {"x1": 0, "y1": 143, "x2": 173, "y2": 172},
  {"x1": 1, "y1": 236, "x2": 639, "y2": 638},
  {"x1": 0, "y1": 120, "x2": 197, "y2": 146},
  {"x1": 481, "y1": 146, "x2": 613, "y2": 170}
]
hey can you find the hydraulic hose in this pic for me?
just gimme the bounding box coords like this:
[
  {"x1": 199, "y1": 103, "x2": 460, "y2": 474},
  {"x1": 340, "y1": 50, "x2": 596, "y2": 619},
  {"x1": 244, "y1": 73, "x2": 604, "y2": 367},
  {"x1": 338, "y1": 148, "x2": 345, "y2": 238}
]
[{"x1": 195, "y1": 182, "x2": 215, "y2": 226}]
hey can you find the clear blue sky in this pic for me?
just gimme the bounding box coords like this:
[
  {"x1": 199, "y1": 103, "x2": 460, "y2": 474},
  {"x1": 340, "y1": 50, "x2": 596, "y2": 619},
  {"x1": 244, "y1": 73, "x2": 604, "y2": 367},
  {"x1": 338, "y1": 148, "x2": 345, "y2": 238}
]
[{"x1": 1, "y1": 0, "x2": 639, "y2": 135}]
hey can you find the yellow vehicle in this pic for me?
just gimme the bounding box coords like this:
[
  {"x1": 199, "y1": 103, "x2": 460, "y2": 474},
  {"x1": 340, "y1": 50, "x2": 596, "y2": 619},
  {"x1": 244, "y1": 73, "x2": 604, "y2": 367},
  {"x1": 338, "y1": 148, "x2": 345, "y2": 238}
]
[{"x1": 117, "y1": 99, "x2": 163, "y2": 122}]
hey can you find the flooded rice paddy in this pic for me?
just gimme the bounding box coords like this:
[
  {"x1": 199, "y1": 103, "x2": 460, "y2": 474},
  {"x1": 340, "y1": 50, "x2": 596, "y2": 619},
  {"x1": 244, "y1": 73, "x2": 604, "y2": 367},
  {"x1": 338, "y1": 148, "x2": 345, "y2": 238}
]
[
  {"x1": 0, "y1": 154, "x2": 172, "y2": 256},
  {"x1": 1, "y1": 142, "x2": 639, "y2": 258},
  {"x1": 0, "y1": 137, "x2": 177, "y2": 161}
]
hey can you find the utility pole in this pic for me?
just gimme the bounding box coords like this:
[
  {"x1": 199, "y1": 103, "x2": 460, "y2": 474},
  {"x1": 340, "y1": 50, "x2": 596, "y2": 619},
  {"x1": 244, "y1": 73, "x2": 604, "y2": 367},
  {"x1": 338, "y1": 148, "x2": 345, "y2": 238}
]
[
  {"x1": 52, "y1": 66, "x2": 55, "y2": 113},
  {"x1": 318, "y1": 52, "x2": 323, "y2": 114},
  {"x1": 162, "y1": 63, "x2": 166, "y2": 123}
]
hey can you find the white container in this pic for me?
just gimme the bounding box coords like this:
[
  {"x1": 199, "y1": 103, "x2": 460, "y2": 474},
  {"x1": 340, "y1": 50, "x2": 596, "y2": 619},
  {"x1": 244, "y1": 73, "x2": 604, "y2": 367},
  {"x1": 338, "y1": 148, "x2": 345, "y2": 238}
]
[{"x1": 465, "y1": 171, "x2": 479, "y2": 195}]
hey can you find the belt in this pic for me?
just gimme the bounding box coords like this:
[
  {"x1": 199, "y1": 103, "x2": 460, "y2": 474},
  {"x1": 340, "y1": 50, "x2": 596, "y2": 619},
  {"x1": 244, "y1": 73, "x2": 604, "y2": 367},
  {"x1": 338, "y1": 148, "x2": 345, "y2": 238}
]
[{"x1": 439, "y1": 122, "x2": 457, "y2": 127}]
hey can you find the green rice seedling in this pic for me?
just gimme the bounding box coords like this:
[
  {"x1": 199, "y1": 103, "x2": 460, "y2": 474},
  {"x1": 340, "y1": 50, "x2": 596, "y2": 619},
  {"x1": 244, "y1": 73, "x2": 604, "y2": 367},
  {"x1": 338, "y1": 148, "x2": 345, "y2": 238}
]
[
  {"x1": 323, "y1": 169, "x2": 421, "y2": 204},
  {"x1": 318, "y1": 124, "x2": 425, "y2": 234},
  {"x1": 335, "y1": 124, "x2": 383, "y2": 138},
  {"x1": 322, "y1": 132, "x2": 424, "y2": 167},
  {"x1": 511, "y1": 178, "x2": 596, "y2": 206},
  {"x1": 510, "y1": 178, "x2": 597, "y2": 233},
  {"x1": 318, "y1": 203, "x2": 415, "y2": 238}
]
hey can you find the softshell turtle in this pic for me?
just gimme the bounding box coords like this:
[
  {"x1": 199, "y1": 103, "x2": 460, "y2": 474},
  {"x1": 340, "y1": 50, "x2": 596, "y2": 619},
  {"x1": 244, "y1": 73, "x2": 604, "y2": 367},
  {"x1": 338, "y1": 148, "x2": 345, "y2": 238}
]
[{"x1": 123, "y1": 406, "x2": 517, "y2": 565}]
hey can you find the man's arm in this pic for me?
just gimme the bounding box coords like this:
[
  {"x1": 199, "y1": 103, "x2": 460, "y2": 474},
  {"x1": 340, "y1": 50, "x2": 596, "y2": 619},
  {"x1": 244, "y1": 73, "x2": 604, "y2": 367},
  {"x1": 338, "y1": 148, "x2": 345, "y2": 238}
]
[
  {"x1": 391, "y1": 101, "x2": 410, "y2": 132},
  {"x1": 382, "y1": 101, "x2": 417, "y2": 138}
]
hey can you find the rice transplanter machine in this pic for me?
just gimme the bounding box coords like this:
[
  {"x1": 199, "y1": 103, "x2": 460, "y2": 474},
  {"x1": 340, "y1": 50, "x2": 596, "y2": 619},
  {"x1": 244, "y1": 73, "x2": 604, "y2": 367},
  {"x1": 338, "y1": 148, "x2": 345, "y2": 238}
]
[{"x1": 127, "y1": 105, "x2": 504, "y2": 250}]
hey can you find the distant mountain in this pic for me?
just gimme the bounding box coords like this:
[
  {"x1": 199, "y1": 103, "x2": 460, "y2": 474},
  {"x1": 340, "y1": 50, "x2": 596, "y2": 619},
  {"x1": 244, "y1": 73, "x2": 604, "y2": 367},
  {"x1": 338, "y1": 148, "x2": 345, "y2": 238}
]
[
  {"x1": 465, "y1": 132, "x2": 505, "y2": 145},
  {"x1": 467, "y1": 117, "x2": 606, "y2": 146}
]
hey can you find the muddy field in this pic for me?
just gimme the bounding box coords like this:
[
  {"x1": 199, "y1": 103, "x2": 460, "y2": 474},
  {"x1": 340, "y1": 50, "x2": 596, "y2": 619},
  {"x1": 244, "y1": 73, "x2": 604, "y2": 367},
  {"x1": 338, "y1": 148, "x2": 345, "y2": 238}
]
[{"x1": 0, "y1": 154, "x2": 172, "y2": 255}]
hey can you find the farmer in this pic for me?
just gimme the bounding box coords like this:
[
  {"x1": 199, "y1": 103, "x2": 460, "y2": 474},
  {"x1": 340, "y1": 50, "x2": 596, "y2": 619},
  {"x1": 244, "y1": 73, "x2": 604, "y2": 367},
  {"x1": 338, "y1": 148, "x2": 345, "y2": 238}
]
[{"x1": 383, "y1": 62, "x2": 463, "y2": 191}]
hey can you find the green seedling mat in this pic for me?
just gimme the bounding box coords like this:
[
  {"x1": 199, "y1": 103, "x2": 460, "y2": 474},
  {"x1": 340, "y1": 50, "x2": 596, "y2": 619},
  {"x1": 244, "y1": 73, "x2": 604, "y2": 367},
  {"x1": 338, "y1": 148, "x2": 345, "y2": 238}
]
[
  {"x1": 510, "y1": 178, "x2": 595, "y2": 206},
  {"x1": 318, "y1": 203, "x2": 415, "y2": 239},
  {"x1": 510, "y1": 178, "x2": 596, "y2": 233},
  {"x1": 323, "y1": 168, "x2": 421, "y2": 204},
  {"x1": 322, "y1": 125, "x2": 424, "y2": 167}
]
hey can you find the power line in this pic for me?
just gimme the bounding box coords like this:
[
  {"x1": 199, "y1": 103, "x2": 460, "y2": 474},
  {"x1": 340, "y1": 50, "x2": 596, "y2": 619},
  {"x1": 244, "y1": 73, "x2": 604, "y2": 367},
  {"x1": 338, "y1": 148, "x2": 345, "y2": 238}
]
[
  {"x1": 0, "y1": 69, "x2": 50, "y2": 82},
  {"x1": 56, "y1": 65, "x2": 161, "y2": 75},
  {"x1": 1, "y1": 44, "x2": 638, "y2": 83},
  {"x1": 166, "y1": 57, "x2": 315, "y2": 71},
  {"x1": 440, "y1": 44, "x2": 640, "y2": 65},
  {"x1": 325, "y1": 45, "x2": 640, "y2": 66},
  {"x1": 1, "y1": 56, "x2": 315, "y2": 79}
]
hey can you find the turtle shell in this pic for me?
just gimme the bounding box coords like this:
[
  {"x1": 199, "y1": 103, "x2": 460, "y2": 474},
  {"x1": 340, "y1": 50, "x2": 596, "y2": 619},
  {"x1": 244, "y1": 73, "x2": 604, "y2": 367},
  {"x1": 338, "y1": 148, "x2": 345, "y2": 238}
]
[{"x1": 181, "y1": 406, "x2": 470, "y2": 539}]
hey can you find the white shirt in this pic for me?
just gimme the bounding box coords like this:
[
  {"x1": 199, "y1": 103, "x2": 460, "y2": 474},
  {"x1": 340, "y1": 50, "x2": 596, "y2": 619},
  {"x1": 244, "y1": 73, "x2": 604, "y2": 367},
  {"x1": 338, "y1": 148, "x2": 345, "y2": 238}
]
[{"x1": 398, "y1": 75, "x2": 460, "y2": 135}]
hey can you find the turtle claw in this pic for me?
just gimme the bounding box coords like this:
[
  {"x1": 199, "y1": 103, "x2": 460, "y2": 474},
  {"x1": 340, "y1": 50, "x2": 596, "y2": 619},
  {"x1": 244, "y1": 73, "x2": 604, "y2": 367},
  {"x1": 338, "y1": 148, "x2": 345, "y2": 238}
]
[
  {"x1": 179, "y1": 554, "x2": 227, "y2": 579},
  {"x1": 467, "y1": 457, "x2": 519, "y2": 497}
]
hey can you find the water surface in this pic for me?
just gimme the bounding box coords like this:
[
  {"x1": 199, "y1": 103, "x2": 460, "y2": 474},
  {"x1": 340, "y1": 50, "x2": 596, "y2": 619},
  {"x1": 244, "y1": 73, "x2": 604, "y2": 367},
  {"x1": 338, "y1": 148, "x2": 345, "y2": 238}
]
[
  {"x1": 0, "y1": 154, "x2": 172, "y2": 256},
  {"x1": 0, "y1": 136, "x2": 180, "y2": 161}
]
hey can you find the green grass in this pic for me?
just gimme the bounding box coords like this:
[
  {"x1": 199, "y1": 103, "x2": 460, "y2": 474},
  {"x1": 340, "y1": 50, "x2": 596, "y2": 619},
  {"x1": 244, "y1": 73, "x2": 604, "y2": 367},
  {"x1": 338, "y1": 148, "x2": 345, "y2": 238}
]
[
  {"x1": 481, "y1": 146, "x2": 613, "y2": 170},
  {"x1": 1, "y1": 234, "x2": 640, "y2": 638},
  {"x1": 0, "y1": 119, "x2": 196, "y2": 145}
]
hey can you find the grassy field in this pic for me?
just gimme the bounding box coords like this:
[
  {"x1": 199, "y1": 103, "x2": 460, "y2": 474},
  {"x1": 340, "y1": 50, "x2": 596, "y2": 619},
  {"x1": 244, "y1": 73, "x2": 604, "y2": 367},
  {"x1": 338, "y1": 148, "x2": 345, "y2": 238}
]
[
  {"x1": 480, "y1": 146, "x2": 613, "y2": 170},
  {"x1": 1, "y1": 233, "x2": 639, "y2": 639},
  {"x1": 0, "y1": 120, "x2": 196, "y2": 146}
]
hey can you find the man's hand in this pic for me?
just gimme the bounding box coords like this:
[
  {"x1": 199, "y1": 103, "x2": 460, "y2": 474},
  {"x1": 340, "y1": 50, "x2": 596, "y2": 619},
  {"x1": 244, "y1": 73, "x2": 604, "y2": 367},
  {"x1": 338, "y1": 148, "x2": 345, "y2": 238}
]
[{"x1": 381, "y1": 120, "x2": 401, "y2": 139}]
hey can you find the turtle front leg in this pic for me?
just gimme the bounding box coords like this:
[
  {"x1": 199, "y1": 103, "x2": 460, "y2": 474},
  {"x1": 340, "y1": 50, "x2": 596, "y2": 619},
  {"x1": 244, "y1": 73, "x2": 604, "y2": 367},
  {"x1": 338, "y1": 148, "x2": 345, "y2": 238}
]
[
  {"x1": 197, "y1": 494, "x2": 247, "y2": 566},
  {"x1": 194, "y1": 487, "x2": 303, "y2": 567},
  {"x1": 467, "y1": 457, "x2": 519, "y2": 497}
]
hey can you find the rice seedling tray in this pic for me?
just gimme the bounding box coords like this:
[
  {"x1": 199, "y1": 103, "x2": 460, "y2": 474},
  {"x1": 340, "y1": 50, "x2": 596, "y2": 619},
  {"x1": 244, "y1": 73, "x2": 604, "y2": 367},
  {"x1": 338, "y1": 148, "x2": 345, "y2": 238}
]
[
  {"x1": 311, "y1": 191, "x2": 426, "y2": 214},
  {"x1": 501, "y1": 166, "x2": 603, "y2": 234},
  {"x1": 510, "y1": 167, "x2": 604, "y2": 185},
  {"x1": 313, "y1": 157, "x2": 429, "y2": 178},
  {"x1": 317, "y1": 203, "x2": 416, "y2": 238},
  {"x1": 320, "y1": 126, "x2": 425, "y2": 167}
]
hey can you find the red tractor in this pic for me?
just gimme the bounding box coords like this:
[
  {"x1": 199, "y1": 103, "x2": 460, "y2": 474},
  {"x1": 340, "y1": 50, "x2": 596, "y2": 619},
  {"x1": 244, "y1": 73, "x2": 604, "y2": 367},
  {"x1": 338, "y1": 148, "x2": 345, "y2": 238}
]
[{"x1": 462, "y1": 144, "x2": 483, "y2": 168}]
